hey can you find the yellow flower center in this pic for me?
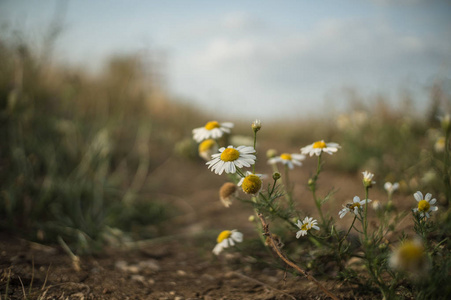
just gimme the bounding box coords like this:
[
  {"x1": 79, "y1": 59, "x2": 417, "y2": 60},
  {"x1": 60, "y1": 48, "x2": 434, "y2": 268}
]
[
  {"x1": 348, "y1": 203, "x2": 361, "y2": 210},
  {"x1": 217, "y1": 230, "x2": 232, "y2": 243},
  {"x1": 418, "y1": 200, "x2": 430, "y2": 212},
  {"x1": 199, "y1": 139, "x2": 216, "y2": 152},
  {"x1": 220, "y1": 148, "x2": 240, "y2": 162},
  {"x1": 205, "y1": 121, "x2": 220, "y2": 130},
  {"x1": 300, "y1": 223, "x2": 309, "y2": 231},
  {"x1": 313, "y1": 141, "x2": 326, "y2": 149},
  {"x1": 280, "y1": 153, "x2": 292, "y2": 161},
  {"x1": 398, "y1": 241, "x2": 424, "y2": 264},
  {"x1": 241, "y1": 174, "x2": 262, "y2": 194}
]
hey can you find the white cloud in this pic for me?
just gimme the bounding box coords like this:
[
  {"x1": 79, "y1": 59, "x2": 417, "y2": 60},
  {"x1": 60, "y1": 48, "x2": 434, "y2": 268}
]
[{"x1": 171, "y1": 14, "x2": 451, "y2": 118}]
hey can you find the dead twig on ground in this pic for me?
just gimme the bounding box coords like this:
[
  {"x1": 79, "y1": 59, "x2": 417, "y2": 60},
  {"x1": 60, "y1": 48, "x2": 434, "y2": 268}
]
[{"x1": 257, "y1": 213, "x2": 339, "y2": 300}]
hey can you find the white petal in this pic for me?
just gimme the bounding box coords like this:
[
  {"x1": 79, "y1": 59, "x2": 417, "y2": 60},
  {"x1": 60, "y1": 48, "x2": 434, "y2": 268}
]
[
  {"x1": 212, "y1": 244, "x2": 223, "y2": 255},
  {"x1": 425, "y1": 193, "x2": 432, "y2": 201},
  {"x1": 429, "y1": 198, "x2": 437, "y2": 205},
  {"x1": 414, "y1": 191, "x2": 423, "y2": 202},
  {"x1": 231, "y1": 231, "x2": 243, "y2": 242}
]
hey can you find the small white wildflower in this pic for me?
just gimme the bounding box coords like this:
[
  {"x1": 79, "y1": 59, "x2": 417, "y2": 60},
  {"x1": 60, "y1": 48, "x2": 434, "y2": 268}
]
[
  {"x1": 362, "y1": 171, "x2": 376, "y2": 187},
  {"x1": 389, "y1": 239, "x2": 429, "y2": 275},
  {"x1": 198, "y1": 139, "x2": 218, "y2": 161},
  {"x1": 212, "y1": 230, "x2": 243, "y2": 255},
  {"x1": 339, "y1": 196, "x2": 371, "y2": 218},
  {"x1": 412, "y1": 191, "x2": 438, "y2": 218},
  {"x1": 301, "y1": 140, "x2": 340, "y2": 157},
  {"x1": 295, "y1": 217, "x2": 320, "y2": 238},
  {"x1": 384, "y1": 182, "x2": 399, "y2": 195},
  {"x1": 434, "y1": 136, "x2": 446, "y2": 153},
  {"x1": 206, "y1": 145, "x2": 256, "y2": 175},
  {"x1": 192, "y1": 121, "x2": 234, "y2": 142},
  {"x1": 267, "y1": 152, "x2": 306, "y2": 169},
  {"x1": 252, "y1": 119, "x2": 261, "y2": 132}
]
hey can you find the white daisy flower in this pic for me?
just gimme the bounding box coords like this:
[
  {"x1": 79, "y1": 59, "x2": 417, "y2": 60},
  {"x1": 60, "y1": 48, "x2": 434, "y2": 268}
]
[
  {"x1": 192, "y1": 121, "x2": 234, "y2": 142},
  {"x1": 412, "y1": 191, "x2": 438, "y2": 218},
  {"x1": 295, "y1": 217, "x2": 320, "y2": 238},
  {"x1": 267, "y1": 153, "x2": 306, "y2": 169},
  {"x1": 434, "y1": 136, "x2": 446, "y2": 153},
  {"x1": 212, "y1": 229, "x2": 243, "y2": 255},
  {"x1": 300, "y1": 140, "x2": 340, "y2": 157},
  {"x1": 238, "y1": 171, "x2": 263, "y2": 195},
  {"x1": 198, "y1": 139, "x2": 218, "y2": 161},
  {"x1": 339, "y1": 196, "x2": 371, "y2": 218},
  {"x1": 384, "y1": 182, "x2": 399, "y2": 195},
  {"x1": 206, "y1": 145, "x2": 256, "y2": 175},
  {"x1": 362, "y1": 171, "x2": 376, "y2": 187},
  {"x1": 389, "y1": 239, "x2": 429, "y2": 275}
]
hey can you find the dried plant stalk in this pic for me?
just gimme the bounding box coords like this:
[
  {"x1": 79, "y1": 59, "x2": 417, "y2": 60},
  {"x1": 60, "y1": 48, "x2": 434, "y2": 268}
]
[{"x1": 257, "y1": 213, "x2": 339, "y2": 300}]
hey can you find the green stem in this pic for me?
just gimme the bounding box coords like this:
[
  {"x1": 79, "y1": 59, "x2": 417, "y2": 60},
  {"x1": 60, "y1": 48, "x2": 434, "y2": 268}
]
[
  {"x1": 236, "y1": 168, "x2": 246, "y2": 178},
  {"x1": 363, "y1": 186, "x2": 369, "y2": 239},
  {"x1": 253, "y1": 130, "x2": 257, "y2": 174},
  {"x1": 311, "y1": 154, "x2": 325, "y2": 225},
  {"x1": 339, "y1": 216, "x2": 357, "y2": 245}
]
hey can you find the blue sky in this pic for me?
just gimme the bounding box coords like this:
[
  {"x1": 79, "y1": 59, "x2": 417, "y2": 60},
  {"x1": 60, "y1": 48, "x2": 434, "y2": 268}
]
[{"x1": 1, "y1": 0, "x2": 451, "y2": 119}]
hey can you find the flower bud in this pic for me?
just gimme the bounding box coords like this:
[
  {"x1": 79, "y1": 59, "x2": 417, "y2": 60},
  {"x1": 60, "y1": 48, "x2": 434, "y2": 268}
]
[{"x1": 252, "y1": 119, "x2": 262, "y2": 132}]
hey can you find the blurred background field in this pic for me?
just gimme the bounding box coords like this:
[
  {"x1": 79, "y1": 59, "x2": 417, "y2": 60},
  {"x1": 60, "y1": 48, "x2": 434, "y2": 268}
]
[
  {"x1": 1, "y1": 19, "x2": 450, "y2": 253},
  {"x1": 0, "y1": 2, "x2": 451, "y2": 298}
]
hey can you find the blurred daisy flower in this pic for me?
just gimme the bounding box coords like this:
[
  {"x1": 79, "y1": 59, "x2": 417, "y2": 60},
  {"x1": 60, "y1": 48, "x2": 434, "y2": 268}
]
[
  {"x1": 267, "y1": 152, "x2": 306, "y2": 169},
  {"x1": 219, "y1": 182, "x2": 237, "y2": 207},
  {"x1": 413, "y1": 191, "x2": 438, "y2": 218},
  {"x1": 301, "y1": 140, "x2": 340, "y2": 157},
  {"x1": 434, "y1": 136, "x2": 446, "y2": 153},
  {"x1": 384, "y1": 182, "x2": 399, "y2": 195},
  {"x1": 238, "y1": 171, "x2": 263, "y2": 195},
  {"x1": 362, "y1": 171, "x2": 376, "y2": 187},
  {"x1": 339, "y1": 196, "x2": 371, "y2": 218},
  {"x1": 212, "y1": 230, "x2": 243, "y2": 255},
  {"x1": 206, "y1": 145, "x2": 256, "y2": 175},
  {"x1": 295, "y1": 217, "x2": 320, "y2": 238},
  {"x1": 198, "y1": 139, "x2": 218, "y2": 161},
  {"x1": 192, "y1": 121, "x2": 233, "y2": 142},
  {"x1": 389, "y1": 239, "x2": 429, "y2": 275}
]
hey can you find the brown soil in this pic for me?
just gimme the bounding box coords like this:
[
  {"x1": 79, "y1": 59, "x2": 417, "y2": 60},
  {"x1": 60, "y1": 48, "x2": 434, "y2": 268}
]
[{"x1": 1, "y1": 154, "x2": 412, "y2": 300}]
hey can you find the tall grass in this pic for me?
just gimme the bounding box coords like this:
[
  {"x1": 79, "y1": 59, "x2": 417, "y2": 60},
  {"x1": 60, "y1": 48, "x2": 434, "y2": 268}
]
[{"x1": 0, "y1": 29, "x2": 195, "y2": 253}]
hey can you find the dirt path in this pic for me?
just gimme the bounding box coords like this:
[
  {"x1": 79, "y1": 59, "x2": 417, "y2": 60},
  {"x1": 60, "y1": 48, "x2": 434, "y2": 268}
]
[{"x1": 1, "y1": 156, "x2": 412, "y2": 299}]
